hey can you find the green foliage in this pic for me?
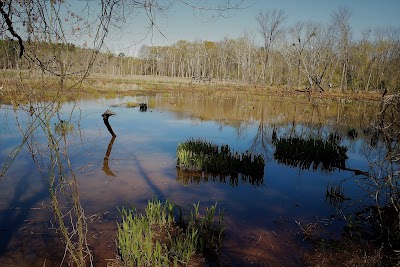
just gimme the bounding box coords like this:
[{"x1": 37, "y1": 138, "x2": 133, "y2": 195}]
[
  {"x1": 117, "y1": 198, "x2": 225, "y2": 267},
  {"x1": 180, "y1": 202, "x2": 225, "y2": 258},
  {"x1": 176, "y1": 139, "x2": 265, "y2": 178}
]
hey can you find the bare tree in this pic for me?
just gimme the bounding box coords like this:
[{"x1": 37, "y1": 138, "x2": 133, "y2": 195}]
[
  {"x1": 331, "y1": 6, "x2": 352, "y2": 91},
  {"x1": 288, "y1": 21, "x2": 319, "y2": 88},
  {"x1": 300, "y1": 23, "x2": 336, "y2": 93},
  {"x1": 256, "y1": 9, "x2": 287, "y2": 86},
  {"x1": 0, "y1": 0, "x2": 119, "y2": 90}
]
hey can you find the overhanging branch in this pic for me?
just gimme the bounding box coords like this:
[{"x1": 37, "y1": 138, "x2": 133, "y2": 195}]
[{"x1": 0, "y1": 0, "x2": 25, "y2": 58}]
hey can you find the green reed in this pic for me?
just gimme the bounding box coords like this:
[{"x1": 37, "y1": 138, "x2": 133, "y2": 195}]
[
  {"x1": 117, "y1": 198, "x2": 225, "y2": 266},
  {"x1": 176, "y1": 139, "x2": 265, "y2": 178},
  {"x1": 272, "y1": 135, "x2": 348, "y2": 172}
]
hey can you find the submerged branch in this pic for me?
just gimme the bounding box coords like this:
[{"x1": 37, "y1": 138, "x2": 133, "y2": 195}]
[{"x1": 102, "y1": 110, "x2": 116, "y2": 137}]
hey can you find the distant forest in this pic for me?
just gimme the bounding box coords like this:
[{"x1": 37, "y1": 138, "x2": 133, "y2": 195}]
[{"x1": 1, "y1": 16, "x2": 399, "y2": 92}]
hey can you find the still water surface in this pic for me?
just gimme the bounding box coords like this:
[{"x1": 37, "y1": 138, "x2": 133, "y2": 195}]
[{"x1": 0, "y1": 92, "x2": 381, "y2": 266}]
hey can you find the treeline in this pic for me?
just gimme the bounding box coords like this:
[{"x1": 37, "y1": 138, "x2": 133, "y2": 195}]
[
  {"x1": 118, "y1": 24, "x2": 400, "y2": 92},
  {"x1": 1, "y1": 25, "x2": 399, "y2": 92}
]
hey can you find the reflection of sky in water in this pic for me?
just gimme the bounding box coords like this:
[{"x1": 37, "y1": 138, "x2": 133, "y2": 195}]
[
  {"x1": 1, "y1": 95, "x2": 382, "y2": 214},
  {"x1": 0, "y1": 95, "x2": 386, "y2": 265}
]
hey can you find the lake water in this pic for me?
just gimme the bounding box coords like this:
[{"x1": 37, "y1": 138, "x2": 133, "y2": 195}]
[{"x1": 0, "y1": 91, "x2": 383, "y2": 266}]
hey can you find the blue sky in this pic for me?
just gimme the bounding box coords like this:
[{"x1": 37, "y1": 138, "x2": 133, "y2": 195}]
[{"x1": 101, "y1": 0, "x2": 400, "y2": 56}]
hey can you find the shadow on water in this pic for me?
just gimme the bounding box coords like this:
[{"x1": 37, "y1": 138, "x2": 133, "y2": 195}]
[
  {"x1": 131, "y1": 151, "x2": 166, "y2": 201},
  {"x1": 99, "y1": 132, "x2": 166, "y2": 200}
]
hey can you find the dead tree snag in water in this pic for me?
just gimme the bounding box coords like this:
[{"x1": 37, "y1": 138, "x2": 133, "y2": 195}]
[{"x1": 102, "y1": 110, "x2": 116, "y2": 137}]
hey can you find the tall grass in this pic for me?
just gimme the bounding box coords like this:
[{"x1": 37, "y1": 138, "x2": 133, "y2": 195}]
[
  {"x1": 272, "y1": 135, "x2": 348, "y2": 171},
  {"x1": 176, "y1": 139, "x2": 265, "y2": 178},
  {"x1": 117, "y1": 198, "x2": 224, "y2": 266}
]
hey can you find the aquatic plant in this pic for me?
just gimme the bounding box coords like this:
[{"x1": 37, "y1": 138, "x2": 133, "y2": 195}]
[
  {"x1": 117, "y1": 198, "x2": 225, "y2": 267},
  {"x1": 176, "y1": 139, "x2": 265, "y2": 178},
  {"x1": 272, "y1": 135, "x2": 348, "y2": 171}
]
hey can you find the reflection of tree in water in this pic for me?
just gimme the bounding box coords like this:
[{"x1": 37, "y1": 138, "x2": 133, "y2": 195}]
[
  {"x1": 249, "y1": 106, "x2": 273, "y2": 156},
  {"x1": 353, "y1": 93, "x2": 400, "y2": 249},
  {"x1": 0, "y1": 102, "x2": 93, "y2": 265},
  {"x1": 296, "y1": 94, "x2": 399, "y2": 263}
]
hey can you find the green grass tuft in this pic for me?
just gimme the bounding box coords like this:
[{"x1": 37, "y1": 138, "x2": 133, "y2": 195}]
[
  {"x1": 272, "y1": 135, "x2": 348, "y2": 172},
  {"x1": 176, "y1": 139, "x2": 265, "y2": 178},
  {"x1": 117, "y1": 198, "x2": 225, "y2": 266}
]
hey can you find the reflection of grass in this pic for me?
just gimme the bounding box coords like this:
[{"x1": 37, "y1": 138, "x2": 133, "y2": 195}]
[
  {"x1": 176, "y1": 168, "x2": 264, "y2": 187},
  {"x1": 326, "y1": 184, "x2": 350, "y2": 208},
  {"x1": 117, "y1": 198, "x2": 224, "y2": 266},
  {"x1": 176, "y1": 139, "x2": 265, "y2": 178},
  {"x1": 54, "y1": 120, "x2": 74, "y2": 136},
  {"x1": 126, "y1": 102, "x2": 139, "y2": 108},
  {"x1": 272, "y1": 135, "x2": 348, "y2": 171},
  {"x1": 347, "y1": 128, "x2": 358, "y2": 139}
]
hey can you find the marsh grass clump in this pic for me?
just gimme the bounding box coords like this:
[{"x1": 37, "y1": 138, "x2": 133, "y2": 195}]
[
  {"x1": 184, "y1": 202, "x2": 225, "y2": 259},
  {"x1": 117, "y1": 198, "x2": 225, "y2": 267},
  {"x1": 272, "y1": 135, "x2": 348, "y2": 171},
  {"x1": 176, "y1": 139, "x2": 265, "y2": 178}
]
